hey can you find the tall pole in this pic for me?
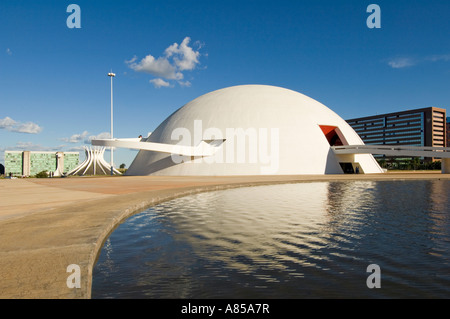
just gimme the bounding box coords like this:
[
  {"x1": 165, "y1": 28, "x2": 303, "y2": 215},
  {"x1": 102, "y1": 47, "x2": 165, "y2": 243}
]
[{"x1": 108, "y1": 72, "x2": 116, "y2": 175}]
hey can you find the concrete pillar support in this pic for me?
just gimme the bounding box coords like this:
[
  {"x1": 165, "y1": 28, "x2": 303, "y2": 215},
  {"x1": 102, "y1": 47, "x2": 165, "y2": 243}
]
[
  {"x1": 442, "y1": 158, "x2": 450, "y2": 174},
  {"x1": 54, "y1": 152, "x2": 65, "y2": 176}
]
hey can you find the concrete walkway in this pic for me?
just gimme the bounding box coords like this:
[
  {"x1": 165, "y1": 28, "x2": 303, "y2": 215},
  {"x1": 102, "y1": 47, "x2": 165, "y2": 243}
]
[{"x1": 0, "y1": 173, "x2": 448, "y2": 299}]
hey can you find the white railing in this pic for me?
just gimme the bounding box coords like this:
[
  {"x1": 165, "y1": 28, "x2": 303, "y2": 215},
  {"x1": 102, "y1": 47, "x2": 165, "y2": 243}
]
[{"x1": 331, "y1": 145, "x2": 450, "y2": 158}]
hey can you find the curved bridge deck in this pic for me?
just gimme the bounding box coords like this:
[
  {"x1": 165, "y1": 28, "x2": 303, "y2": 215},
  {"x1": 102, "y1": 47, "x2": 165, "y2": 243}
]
[{"x1": 332, "y1": 145, "x2": 450, "y2": 173}]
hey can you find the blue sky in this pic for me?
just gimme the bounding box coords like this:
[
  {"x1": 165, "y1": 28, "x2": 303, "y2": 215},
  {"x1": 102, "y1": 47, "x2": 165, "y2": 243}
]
[{"x1": 1, "y1": 0, "x2": 450, "y2": 167}]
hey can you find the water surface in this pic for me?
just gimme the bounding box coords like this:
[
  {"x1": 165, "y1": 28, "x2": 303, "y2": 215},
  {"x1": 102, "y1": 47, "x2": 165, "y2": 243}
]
[{"x1": 92, "y1": 180, "x2": 450, "y2": 298}]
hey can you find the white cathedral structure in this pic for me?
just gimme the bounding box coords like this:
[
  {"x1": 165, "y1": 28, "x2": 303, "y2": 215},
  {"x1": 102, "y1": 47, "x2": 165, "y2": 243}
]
[{"x1": 68, "y1": 146, "x2": 122, "y2": 176}]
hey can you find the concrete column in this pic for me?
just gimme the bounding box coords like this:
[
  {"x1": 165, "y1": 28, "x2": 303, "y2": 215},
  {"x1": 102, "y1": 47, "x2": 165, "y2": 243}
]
[
  {"x1": 22, "y1": 151, "x2": 31, "y2": 176},
  {"x1": 56, "y1": 152, "x2": 64, "y2": 176},
  {"x1": 442, "y1": 158, "x2": 450, "y2": 174}
]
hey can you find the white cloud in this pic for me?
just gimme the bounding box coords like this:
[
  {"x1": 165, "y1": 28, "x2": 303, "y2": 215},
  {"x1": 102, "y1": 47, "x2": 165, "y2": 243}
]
[
  {"x1": 178, "y1": 80, "x2": 192, "y2": 87},
  {"x1": 64, "y1": 145, "x2": 86, "y2": 152},
  {"x1": 165, "y1": 37, "x2": 200, "y2": 71},
  {"x1": 126, "y1": 37, "x2": 203, "y2": 87},
  {"x1": 387, "y1": 57, "x2": 416, "y2": 69},
  {"x1": 15, "y1": 122, "x2": 43, "y2": 134},
  {"x1": 150, "y1": 78, "x2": 172, "y2": 88},
  {"x1": 60, "y1": 131, "x2": 90, "y2": 143},
  {"x1": 128, "y1": 54, "x2": 182, "y2": 80},
  {"x1": 426, "y1": 54, "x2": 450, "y2": 62},
  {"x1": 0, "y1": 116, "x2": 42, "y2": 134},
  {"x1": 6, "y1": 141, "x2": 63, "y2": 152},
  {"x1": 387, "y1": 53, "x2": 450, "y2": 69},
  {"x1": 0, "y1": 117, "x2": 15, "y2": 128},
  {"x1": 60, "y1": 131, "x2": 111, "y2": 145},
  {"x1": 125, "y1": 56, "x2": 137, "y2": 64},
  {"x1": 6, "y1": 48, "x2": 12, "y2": 56},
  {"x1": 15, "y1": 142, "x2": 51, "y2": 151},
  {"x1": 85, "y1": 132, "x2": 111, "y2": 144}
]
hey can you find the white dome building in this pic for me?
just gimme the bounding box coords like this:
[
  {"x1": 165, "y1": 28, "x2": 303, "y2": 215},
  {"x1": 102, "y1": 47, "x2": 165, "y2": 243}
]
[{"x1": 124, "y1": 85, "x2": 383, "y2": 176}]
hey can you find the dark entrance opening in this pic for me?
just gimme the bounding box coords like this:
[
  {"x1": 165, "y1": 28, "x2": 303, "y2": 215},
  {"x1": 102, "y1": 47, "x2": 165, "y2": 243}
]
[
  {"x1": 340, "y1": 163, "x2": 355, "y2": 174},
  {"x1": 319, "y1": 125, "x2": 354, "y2": 174}
]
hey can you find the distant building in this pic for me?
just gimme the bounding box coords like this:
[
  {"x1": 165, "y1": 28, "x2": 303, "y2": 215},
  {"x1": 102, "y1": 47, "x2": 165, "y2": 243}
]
[
  {"x1": 447, "y1": 117, "x2": 450, "y2": 147},
  {"x1": 4, "y1": 151, "x2": 79, "y2": 177},
  {"x1": 346, "y1": 107, "x2": 447, "y2": 162}
]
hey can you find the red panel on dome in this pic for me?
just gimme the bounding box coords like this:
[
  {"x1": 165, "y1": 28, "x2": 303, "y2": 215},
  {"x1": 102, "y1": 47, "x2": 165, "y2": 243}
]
[{"x1": 319, "y1": 125, "x2": 344, "y2": 146}]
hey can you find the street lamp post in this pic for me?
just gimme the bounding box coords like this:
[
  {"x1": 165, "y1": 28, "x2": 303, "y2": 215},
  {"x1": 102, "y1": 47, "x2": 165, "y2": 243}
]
[{"x1": 108, "y1": 72, "x2": 116, "y2": 175}]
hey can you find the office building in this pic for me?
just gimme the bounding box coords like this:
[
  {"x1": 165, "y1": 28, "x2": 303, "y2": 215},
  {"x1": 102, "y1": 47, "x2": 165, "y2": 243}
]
[
  {"x1": 346, "y1": 107, "x2": 447, "y2": 161},
  {"x1": 4, "y1": 151, "x2": 79, "y2": 177},
  {"x1": 447, "y1": 117, "x2": 450, "y2": 147}
]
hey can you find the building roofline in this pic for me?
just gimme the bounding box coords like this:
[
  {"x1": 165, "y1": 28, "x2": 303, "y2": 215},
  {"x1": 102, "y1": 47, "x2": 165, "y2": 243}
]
[
  {"x1": 4, "y1": 151, "x2": 80, "y2": 154},
  {"x1": 347, "y1": 106, "x2": 447, "y2": 122}
]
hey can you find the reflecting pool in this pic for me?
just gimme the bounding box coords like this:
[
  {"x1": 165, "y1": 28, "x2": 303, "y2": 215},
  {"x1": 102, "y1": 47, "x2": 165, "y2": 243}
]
[{"x1": 92, "y1": 180, "x2": 450, "y2": 298}]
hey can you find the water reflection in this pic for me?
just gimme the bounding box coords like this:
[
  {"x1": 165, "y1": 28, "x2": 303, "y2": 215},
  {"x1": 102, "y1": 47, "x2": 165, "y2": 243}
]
[{"x1": 92, "y1": 180, "x2": 450, "y2": 299}]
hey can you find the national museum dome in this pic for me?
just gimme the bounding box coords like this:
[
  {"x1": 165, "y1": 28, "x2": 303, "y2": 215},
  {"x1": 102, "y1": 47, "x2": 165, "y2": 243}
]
[{"x1": 126, "y1": 85, "x2": 383, "y2": 175}]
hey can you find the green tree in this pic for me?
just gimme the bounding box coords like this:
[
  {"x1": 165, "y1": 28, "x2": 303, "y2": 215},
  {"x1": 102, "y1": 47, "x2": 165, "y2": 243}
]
[{"x1": 35, "y1": 171, "x2": 48, "y2": 178}]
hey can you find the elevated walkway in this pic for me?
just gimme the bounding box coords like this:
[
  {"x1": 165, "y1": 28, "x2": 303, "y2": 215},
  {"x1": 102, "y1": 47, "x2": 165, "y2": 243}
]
[
  {"x1": 92, "y1": 138, "x2": 225, "y2": 157},
  {"x1": 331, "y1": 145, "x2": 450, "y2": 173},
  {"x1": 92, "y1": 138, "x2": 450, "y2": 174}
]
